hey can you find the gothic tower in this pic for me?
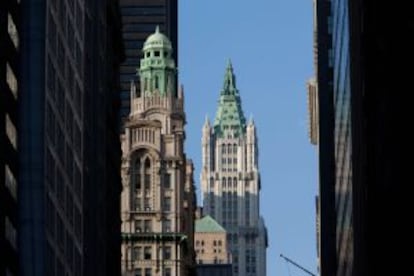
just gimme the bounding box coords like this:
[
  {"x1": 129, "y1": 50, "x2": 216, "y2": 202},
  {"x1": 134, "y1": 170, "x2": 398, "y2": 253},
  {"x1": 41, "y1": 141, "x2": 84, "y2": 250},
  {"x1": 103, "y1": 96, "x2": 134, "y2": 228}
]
[
  {"x1": 201, "y1": 61, "x2": 268, "y2": 276},
  {"x1": 121, "y1": 27, "x2": 195, "y2": 276}
]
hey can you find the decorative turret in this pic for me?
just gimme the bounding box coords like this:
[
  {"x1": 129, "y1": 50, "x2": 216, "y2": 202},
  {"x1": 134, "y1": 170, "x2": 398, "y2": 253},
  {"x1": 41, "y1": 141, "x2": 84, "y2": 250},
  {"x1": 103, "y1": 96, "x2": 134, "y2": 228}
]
[
  {"x1": 129, "y1": 27, "x2": 183, "y2": 118},
  {"x1": 138, "y1": 26, "x2": 176, "y2": 96},
  {"x1": 213, "y1": 60, "x2": 246, "y2": 138}
]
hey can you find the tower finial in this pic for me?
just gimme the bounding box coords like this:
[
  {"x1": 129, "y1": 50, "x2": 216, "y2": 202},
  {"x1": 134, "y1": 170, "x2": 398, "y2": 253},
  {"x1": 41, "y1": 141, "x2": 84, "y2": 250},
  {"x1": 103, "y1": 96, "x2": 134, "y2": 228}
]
[
  {"x1": 222, "y1": 59, "x2": 236, "y2": 94},
  {"x1": 155, "y1": 25, "x2": 160, "y2": 33},
  {"x1": 227, "y1": 58, "x2": 233, "y2": 70}
]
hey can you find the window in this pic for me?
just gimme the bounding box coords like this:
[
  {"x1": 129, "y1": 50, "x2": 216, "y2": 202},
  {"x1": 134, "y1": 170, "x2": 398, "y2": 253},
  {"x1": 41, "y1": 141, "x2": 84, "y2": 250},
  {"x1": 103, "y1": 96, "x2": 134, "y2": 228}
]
[
  {"x1": 8, "y1": 13, "x2": 19, "y2": 49},
  {"x1": 164, "y1": 173, "x2": 171, "y2": 188},
  {"x1": 5, "y1": 216, "x2": 16, "y2": 249},
  {"x1": 164, "y1": 268, "x2": 171, "y2": 276},
  {"x1": 154, "y1": 75, "x2": 159, "y2": 89},
  {"x1": 144, "y1": 220, "x2": 152, "y2": 232},
  {"x1": 133, "y1": 247, "x2": 141, "y2": 260},
  {"x1": 135, "y1": 198, "x2": 141, "y2": 211},
  {"x1": 154, "y1": 51, "x2": 160, "y2": 57},
  {"x1": 6, "y1": 63, "x2": 17, "y2": 99},
  {"x1": 145, "y1": 268, "x2": 151, "y2": 276},
  {"x1": 164, "y1": 246, "x2": 171, "y2": 259},
  {"x1": 144, "y1": 198, "x2": 151, "y2": 210},
  {"x1": 135, "y1": 269, "x2": 142, "y2": 276},
  {"x1": 144, "y1": 158, "x2": 151, "y2": 190},
  {"x1": 133, "y1": 159, "x2": 141, "y2": 190},
  {"x1": 5, "y1": 165, "x2": 17, "y2": 199},
  {"x1": 144, "y1": 247, "x2": 151, "y2": 260},
  {"x1": 164, "y1": 219, "x2": 171, "y2": 232},
  {"x1": 163, "y1": 197, "x2": 171, "y2": 211},
  {"x1": 135, "y1": 220, "x2": 142, "y2": 232}
]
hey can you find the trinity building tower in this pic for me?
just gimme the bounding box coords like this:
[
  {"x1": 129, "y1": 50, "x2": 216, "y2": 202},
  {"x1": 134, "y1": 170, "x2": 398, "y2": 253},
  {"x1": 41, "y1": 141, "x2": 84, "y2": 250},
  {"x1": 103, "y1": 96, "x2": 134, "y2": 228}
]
[
  {"x1": 201, "y1": 61, "x2": 268, "y2": 276},
  {"x1": 120, "y1": 27, "x2": 195, "y2": 276}
]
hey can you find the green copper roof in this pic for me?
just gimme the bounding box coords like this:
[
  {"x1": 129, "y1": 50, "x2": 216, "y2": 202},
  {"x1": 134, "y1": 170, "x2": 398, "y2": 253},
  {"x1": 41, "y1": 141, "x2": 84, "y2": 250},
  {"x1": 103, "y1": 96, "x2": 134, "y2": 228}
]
[
  {"x1": 138, "y1": 26, "x2": 176, "y2": 96},
  {"x1": 195, "y1": 215, "x2": 226, "y2": 233},
  {"x1": 213, "y1": 60, "x2": 246, "y2": 137},
  {"x1": 143, "y1": 25, "x2": 172, "y2": 51}
]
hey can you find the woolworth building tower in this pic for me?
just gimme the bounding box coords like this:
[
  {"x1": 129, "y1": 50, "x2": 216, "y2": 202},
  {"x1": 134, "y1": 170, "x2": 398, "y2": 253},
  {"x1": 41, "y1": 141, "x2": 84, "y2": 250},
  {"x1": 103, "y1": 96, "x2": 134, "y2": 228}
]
[
  {"x1": 201, "y1": 61, "x2": 268, "y2": 276},
  {"x1": 120, "y1": 27, "x2": 196, "y2": 276}
]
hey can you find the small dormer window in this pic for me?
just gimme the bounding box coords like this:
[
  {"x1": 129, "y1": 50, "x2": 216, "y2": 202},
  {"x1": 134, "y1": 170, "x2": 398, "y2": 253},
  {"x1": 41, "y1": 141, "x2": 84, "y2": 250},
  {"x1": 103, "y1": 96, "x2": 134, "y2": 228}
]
[
  {"x1": 146, "y1": 52, "x2": 150, "y2": 58},
  {"x1": 154, "y1": 51, "x2": 160, "y2": 57},
  {"x1": 164, "y1": 51, "x2": 168, "y2": 58}
]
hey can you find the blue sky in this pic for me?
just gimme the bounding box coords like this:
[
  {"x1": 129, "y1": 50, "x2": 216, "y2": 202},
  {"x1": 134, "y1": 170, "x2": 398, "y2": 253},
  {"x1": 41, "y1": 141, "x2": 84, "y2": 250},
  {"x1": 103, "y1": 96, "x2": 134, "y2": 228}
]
[{"x1": 178, "y1": 0, "x2": 317, "y2": 275}]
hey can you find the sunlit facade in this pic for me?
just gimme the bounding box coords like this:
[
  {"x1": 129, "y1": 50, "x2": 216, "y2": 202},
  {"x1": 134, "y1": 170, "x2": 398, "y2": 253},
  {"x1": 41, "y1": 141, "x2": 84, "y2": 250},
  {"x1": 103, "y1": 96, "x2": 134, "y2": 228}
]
[
  {"x1": 201, "y1": 62, "x2": 267, "y2": 276},
  {"x1": 120, "y1": 27, "x2": 195, "y2": 276}
]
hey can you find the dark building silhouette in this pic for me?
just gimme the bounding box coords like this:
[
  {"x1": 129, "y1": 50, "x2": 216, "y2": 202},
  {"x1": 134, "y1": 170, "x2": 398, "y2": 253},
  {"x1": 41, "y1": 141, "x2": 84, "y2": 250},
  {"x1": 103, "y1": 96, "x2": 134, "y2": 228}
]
[
  {"x1": 119, "y1": 0, "x2": 178, "y2": 122},
  {"x1": 314, "y1": 0, "x2": 412, "y2": 275},
  {"x1": 0, "y1": 0, "x2": 20, "y2": 275},
  {"x1": 16, "y1": 0, "x2": 124, "y2": 275}
]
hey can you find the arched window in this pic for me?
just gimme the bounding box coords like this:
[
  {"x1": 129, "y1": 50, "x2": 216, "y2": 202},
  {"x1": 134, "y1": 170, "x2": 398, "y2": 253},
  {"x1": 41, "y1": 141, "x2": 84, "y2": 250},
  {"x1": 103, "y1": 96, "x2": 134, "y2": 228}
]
[
  {"x1": 144, "y1": 158, "x2": 151, "y2": 190},
  {"x1": 222, "y1": 177, "x2": 226, "y2": 188},
  {"x1": 133, "y1": 159, "x2": 141, "y2": 190}
]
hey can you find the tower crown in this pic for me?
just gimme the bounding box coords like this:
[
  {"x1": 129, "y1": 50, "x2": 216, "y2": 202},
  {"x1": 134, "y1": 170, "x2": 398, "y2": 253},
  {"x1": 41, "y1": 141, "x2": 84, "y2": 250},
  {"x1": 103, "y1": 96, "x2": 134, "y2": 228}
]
[
  {"x1": 213, "y1": 60, "x2": 246, "y2": 138},
  {"x1": 143, "y1": 25, "x2": 172, "y2": 52},
  {"x1": 137, "y1": 26, "x2": 176, "y2": 97}
]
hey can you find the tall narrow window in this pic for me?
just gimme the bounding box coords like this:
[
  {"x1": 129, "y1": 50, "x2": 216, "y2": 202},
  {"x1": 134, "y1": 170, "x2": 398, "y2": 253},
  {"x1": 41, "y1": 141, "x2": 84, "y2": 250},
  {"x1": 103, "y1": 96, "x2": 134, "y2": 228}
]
[
  {"x1": 163, "y1": 197, "x2": 171, "y2": 211},
  {"x1": 164, "y1": 219, "x2": 171, "y2": 232},
  {"x1": 164, "y1": 246, "x2": 171, "y2": 259},
  {"x1": 164, "y1": 173, "x2": 171, "y2": 188},
  {"x1": 144, "y1": 220, "x2": 152, "y2": 232},
  {"x1": 155, "y1": 75, "x2": 159, "y2": 89},
  {"x1": 133, "y1": 247, "x2": 141, "y2": 260},
  {"x1": 133, "y1": 159, "x2": 141, "y2": 190},
  {"x1": 144, "y1": 158, "x2": 151, "y2": 190}
]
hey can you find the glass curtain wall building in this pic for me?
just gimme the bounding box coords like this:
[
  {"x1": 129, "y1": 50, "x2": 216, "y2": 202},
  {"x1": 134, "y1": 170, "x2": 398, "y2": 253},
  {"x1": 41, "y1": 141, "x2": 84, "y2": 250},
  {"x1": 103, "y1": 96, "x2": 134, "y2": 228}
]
[
  {"x1": 314, "y1": 0, "x2": 353, "y2": 275},
  {"x1": 0, "y1": 0, "x2": 20, "y2": 274},
  {"x1": 18, "y1": 1, "x2": 124, "y2": 275}
]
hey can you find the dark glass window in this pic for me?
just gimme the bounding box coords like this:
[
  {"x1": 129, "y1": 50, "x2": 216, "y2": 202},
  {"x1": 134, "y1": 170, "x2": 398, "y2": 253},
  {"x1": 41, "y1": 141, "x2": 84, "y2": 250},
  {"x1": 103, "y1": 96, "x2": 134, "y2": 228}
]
[{"x1": 144, "y1": 247, "x2": 151, "y2": 260}]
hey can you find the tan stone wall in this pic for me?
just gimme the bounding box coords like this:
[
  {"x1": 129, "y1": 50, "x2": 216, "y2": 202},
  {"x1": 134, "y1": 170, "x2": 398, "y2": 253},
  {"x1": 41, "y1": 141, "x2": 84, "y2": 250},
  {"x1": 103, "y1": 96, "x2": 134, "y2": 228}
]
[{"x1": 194, "y1": 232, "x2": 230, "y2": 264}]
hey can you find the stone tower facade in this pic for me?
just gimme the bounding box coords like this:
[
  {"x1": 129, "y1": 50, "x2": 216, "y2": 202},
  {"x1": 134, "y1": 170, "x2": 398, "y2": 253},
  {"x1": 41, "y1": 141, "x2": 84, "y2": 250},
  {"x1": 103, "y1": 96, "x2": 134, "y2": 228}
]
[
  {"x1": 121, "y1": 27, "x2": 195, "y2": 276},
  {"x1": 201, "y1": 61, "x2": 268, "y2": 276}
]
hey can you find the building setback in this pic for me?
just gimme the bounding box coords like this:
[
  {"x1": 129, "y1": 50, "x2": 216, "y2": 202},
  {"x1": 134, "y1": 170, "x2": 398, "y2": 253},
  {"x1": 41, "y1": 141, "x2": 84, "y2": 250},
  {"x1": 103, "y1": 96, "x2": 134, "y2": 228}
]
[
  {"x1": 119, "y1": 0, "x2": 177, "y2": 122},
  {"x1": 0, "y1": 0, "x2": 20, "y2": 275},
  {"x1": 201, "y1": 61, "x2": 267, "y2": 276},
  {"x1": 17, "y1": 0, "x2": 124, "y2": 275},
  {"x1": 120, "y1": 27, "x2": 196, "y2": 276}
]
